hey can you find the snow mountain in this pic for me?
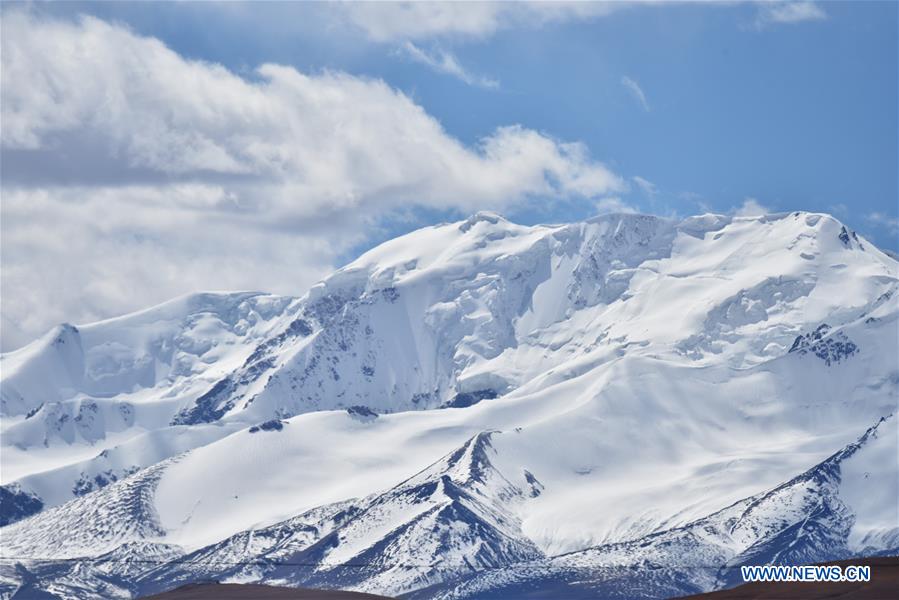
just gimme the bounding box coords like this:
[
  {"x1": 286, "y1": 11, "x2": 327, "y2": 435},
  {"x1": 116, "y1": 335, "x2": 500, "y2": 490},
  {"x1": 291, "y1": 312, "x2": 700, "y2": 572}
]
[
  {"x1": 415, "y1": 414, "x2": 898, "y2": 600},
  {"x1": 1, "y1": 211, "x2": 897, "y2": 599}
]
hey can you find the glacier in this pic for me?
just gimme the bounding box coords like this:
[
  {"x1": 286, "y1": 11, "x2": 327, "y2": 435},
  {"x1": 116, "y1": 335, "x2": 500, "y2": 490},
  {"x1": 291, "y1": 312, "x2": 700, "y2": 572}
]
[{"x1": 1, "y1": 211, "x2": 897, "y2": 599}]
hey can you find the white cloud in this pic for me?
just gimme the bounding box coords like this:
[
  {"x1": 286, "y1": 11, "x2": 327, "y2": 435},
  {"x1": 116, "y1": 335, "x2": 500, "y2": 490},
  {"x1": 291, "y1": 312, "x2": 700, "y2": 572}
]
[
  {"x1": 864, "y1": 212, "x2": 899, "y2": 237},
  {"x1": 754, "y1": 1, "x2": 827, "y2": 28},
  {"x1": 399, "y1": 42, "x2": 499, "y2": 88},
  {"x1": 677, "y1": 191, "x2": 711, "y2": 213},
  {"x1": 338, "y1": 1, "x2": 622, "y2": 42},
  {"x1": 2, "y1": 12, "x2": 624, "y2": 206},
  {"x1": 621, "y1": 76, "x2": 650, "y2": 112},
  {"x1": 632, "y1": 176, "x2": 658, "y2": 197},
  {"x1": 0, "y1": 184, "x2": 344, "y2": 351},
  {"x1": 734, "y1": 197, "x2": 771, "y2": 216},
  {"x1": 595, "y1": 196, "x2": 638, "y2": 215},
  {"x1": 0, "y1": 11, "x2": 625, "y2": 349},
  {"x1": 829, "y1": 203, "x2": 848, "y2": 217}
]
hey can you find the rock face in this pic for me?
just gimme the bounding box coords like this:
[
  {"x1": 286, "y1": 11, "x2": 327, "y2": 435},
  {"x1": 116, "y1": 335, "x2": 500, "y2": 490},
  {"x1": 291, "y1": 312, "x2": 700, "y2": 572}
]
[
  {"x1": 418, "y1": 416, "x2": 898, "y2": 600},
  {"x1": 789, "y1": 323, "x2": 859, "y2": 365},
  {"x1": 1, "y1": 211, "x2": 897, "y2": 599},
  {"x1": 0, "y1": 484, "x2": 43, "y2": 527}
]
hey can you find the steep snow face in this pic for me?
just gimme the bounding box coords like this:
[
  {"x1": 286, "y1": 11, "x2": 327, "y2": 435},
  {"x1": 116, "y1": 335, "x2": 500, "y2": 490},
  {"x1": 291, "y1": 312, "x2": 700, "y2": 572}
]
[
  {"x1": 172, "y1": 210, "x2": 898, "y2": 426},
  {"x1": 2, "y1": 292, "x2": 295, "y2": 417},
  {"x1": 3, "y1": 416, "x2": 895, "y2": 599},
  {"x1": 1, "y1": 292, "x2": 296, "y2": 509},
  {"x1": 1, "y1": 458, "x2": 173, "y2": 560},
  {"x1": 5, "y1": 212, "x2": 894, "y2": 436},
  {"x1": 1, "y1": 211, "x2": 897, "y2": 600},
  {"x1": 427, "y1": 416, "x2": 899, "y2": 600},
  {"x1": 293, "y1": 432, "x2": 545, "y2": 595}
]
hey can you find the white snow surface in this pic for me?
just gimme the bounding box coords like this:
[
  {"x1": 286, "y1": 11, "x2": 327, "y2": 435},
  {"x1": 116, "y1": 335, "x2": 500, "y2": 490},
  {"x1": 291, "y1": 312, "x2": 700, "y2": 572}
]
[{"x1": 1, "y1": 211, "x2": 897, "y2": 598}]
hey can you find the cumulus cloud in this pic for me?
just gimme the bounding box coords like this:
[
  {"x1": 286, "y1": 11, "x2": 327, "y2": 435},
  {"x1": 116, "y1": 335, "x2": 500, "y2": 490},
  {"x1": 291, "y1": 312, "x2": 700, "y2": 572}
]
[
  {"x1": 337, "y1": 1, "x2": 622, "y2": 42},
  {"x1": 734, "y1": 197, "x2": 771, "y2": 216},
  {"x1": 399, "y1": 42, "x2": 499, "y2": 88},
  {"x1": 2, "y1": 12, "x2": 624, "y2": 206},
  {"x1": 0, "y1": 11, "x2": 625, "y2": 350},
  {"x1": 621, "y1": 76, "x2": 650, "y2": 112},
  {"x1": 595, "y1": 196, "x2": 638, "y2": 215},
  {"x1": 754, "y1": 1, "x2": 827, "y2": 29}
]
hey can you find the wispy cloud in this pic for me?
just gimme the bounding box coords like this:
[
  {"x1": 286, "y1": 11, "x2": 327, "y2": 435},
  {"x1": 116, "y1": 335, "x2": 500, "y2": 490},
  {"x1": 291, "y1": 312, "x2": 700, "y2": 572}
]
[
  {"x1": 595, "y1": 196, "x2": 638, "y2": 215},
  {"x1": 734, "y1": 197, "x2": 771, "y2": 216},
  {"x1": 339, "y1": 2, "x2": 623, "y2": 42},
  {"x1": 621, "y1": 76, "x2": 650, "y2": 112},
  {"x1": 632, "y1": 176, "x2": 658, "y2": 196},
  {"x1": 754, "y1": 1, "x2": 827, "y2": 29},
  {"x1": 399, "y1": 42, "x2": 498, "y2": 88},
  {"x1": 829, "y1": 203, "x2": 848, "y2": 217},
  {"x1": 864, "y1": 212, "x2": 899, "y2": 237}
]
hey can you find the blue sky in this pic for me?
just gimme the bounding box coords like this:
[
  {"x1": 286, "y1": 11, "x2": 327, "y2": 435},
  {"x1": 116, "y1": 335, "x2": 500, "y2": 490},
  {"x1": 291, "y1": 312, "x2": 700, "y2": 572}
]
[
  {"x1": 33, "y1": 1, "x2": 898, "y2": 239},
  {"x1": 1, "y1": 1, "x2": 897, "y2": 348}
]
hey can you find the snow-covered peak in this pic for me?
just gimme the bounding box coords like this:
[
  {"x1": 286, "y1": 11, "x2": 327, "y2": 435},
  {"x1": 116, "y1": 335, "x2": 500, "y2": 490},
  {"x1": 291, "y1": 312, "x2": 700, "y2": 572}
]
[
  {"x1": 333, "y1": 212, "x2": 547, "y2": 290},
  {"x1": 4, "y1": 212, "x2": 894, "y2": 426},
  {"x1": 459, "y1": 210, "x2": 509, "y2": 230},
  {"x1": 1, "y1": 291, "x2": 294, "y2": 412},
  {"x1": 3, "y1": 211, "x2": 896, "y2": 528},
  {"x1": 1, "y1": 211, "x2": 897, "y2": 600},
  {"x1": 4, "y1": 212, "x2": 895, "y2": 432}
]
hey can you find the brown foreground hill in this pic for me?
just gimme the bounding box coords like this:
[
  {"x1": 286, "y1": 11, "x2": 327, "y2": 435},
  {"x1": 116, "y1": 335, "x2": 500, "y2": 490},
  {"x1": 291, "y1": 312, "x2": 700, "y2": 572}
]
[
  {"x1": 141, "y1": 583, "x2": 395, "y2": 600},
  {"x1": 675, "y1": 557, "x2": 899, "y2": 600},
  {"x1": 137, "y1": 558, "x2": 899, "y2": 600}
]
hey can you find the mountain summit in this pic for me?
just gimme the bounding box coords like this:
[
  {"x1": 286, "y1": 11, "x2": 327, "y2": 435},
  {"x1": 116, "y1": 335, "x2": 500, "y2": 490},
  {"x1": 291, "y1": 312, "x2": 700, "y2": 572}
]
[{"x1": 2, "y1": 212, "x2": 897, "y2": 599}]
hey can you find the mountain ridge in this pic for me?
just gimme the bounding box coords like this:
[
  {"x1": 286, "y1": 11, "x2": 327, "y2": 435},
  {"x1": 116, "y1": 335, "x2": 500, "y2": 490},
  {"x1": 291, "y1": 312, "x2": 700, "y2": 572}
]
[{"x1": 2, "y1": 210, "x2": 897, "y2": 599}]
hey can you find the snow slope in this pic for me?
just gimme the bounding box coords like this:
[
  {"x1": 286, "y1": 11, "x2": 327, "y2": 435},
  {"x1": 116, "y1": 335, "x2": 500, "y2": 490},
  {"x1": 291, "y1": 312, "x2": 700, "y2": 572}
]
[
  {"x1": 1, "y1": 291, "x2": 296, "y2": 516},
  {"x1": 419, "y1": 415, "x2": 899, "y2": 600},
  {"x1": 1, "y1": 211, "x2": 897, "y2": 599}
]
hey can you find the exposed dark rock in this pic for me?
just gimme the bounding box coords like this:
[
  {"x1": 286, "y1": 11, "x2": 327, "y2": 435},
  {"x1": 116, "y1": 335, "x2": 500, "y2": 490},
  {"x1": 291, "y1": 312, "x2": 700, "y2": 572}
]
[
  {"x1": 72, "y1": 467, "x2": 140, "y2": 496},
  {"x1": 838, "y1": 226, "x2": 851, "y2": 246},
  {"x1": 411, "y1": 392, "x2": 431, "y2": 405},
  {"x1": 0, "y1": 484, "x2": 43, "y2": 526},
  {"x1": 442, "y1": 389, "x2": 498, "y2": 409},
  {"x1": 171, "y1": 378, "x2": 236, "y2": 426},
  {"x1": 523, "y1": 469, "x2": 544, "y2": 498},
  {"x1": 380, "y1": 287, "x2": 400, "y2": 303},
  {"x1": 249, "y1": 419, "x2": 285, "y2": 433},
  {"x1": 789, "y1": 324, "x2": 858, "y2": 366},
  {"x1": 346, "y1": 405, "x2": 378, "y2": 421}
]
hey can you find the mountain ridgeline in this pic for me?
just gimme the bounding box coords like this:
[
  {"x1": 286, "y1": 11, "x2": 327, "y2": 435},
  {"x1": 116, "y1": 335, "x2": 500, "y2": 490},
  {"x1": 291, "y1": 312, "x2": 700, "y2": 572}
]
[{"x1": 1, "y1": 211, "x2": 897, "y2": 599}]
